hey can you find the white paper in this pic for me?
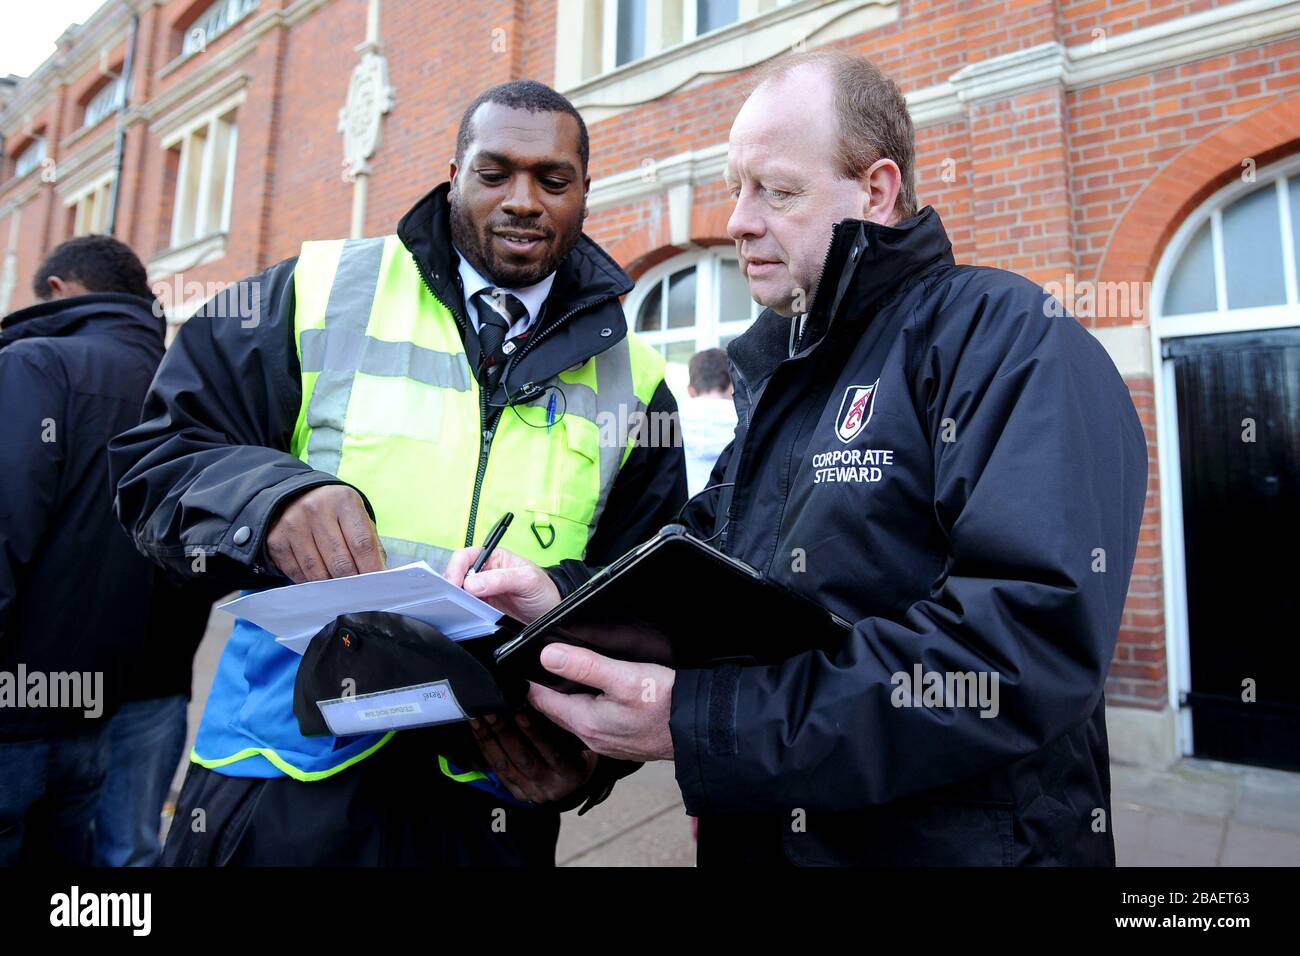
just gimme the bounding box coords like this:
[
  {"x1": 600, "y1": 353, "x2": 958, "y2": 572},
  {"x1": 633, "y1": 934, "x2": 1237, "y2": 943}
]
[{"x1": 218, "y1": 561, "x2": 502, "y2": 655}]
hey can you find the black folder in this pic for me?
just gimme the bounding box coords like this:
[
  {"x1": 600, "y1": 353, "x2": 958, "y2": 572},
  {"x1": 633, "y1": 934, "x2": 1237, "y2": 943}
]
[{"x1": 493, "y1": 525, "x2": 853, "y2": 693}]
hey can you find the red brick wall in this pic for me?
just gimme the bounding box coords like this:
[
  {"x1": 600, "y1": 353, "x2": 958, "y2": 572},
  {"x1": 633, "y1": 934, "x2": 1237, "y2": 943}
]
[
  {"x1": 1076, "y1": 39, "x2": 1300, "y2": 295},
  {"x1": 1105, "y1": 378, "x2": 1168, "y2": 708},
  {"x1": 262, "y1": 0, "x2": 363, "y2": 259},
  {"x1": 1060, "y1": 0, "x2": 1220, "y2": 45}
]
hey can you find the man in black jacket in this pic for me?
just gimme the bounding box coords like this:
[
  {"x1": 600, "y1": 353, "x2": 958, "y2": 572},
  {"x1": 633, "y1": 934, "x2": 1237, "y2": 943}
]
[
  {"x1": 0, "y1": 236, "x2": 166, "y2": 865},
  {"x1": 110, "y1": 82, "x2": 685, "y2": 865},
  {"x1": 458, "y1": 52, "x2": 1148, "y2": 866}
]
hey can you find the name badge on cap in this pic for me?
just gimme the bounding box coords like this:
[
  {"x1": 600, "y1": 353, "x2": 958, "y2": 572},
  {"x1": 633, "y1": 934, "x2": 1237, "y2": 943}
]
[{"x1": 315, "y1": 680, "x2": 467, "y2": 736}]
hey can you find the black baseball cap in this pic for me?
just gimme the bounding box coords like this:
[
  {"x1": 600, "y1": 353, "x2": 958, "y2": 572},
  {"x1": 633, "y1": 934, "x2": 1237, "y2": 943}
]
[{"x1": 293, "y1": 610, "x2": 517, "y2": 738}]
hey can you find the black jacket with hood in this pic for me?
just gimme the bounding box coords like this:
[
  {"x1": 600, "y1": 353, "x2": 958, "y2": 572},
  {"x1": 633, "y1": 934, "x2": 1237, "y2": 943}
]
[
  {"x1": 109, "y1": 184, "x2": 687, "y2": 809},
  {"x1": 0, "y1": 293, "x2": 164, "y2": 738},
  {"x1": 658, "y1": 209, "x2": 1144, "y2": 865}
]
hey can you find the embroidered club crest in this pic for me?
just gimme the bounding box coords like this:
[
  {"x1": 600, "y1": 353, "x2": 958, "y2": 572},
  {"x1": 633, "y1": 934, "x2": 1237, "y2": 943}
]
[{"x1": 835, "y1": 380, "x2": 879, "y2": 444}]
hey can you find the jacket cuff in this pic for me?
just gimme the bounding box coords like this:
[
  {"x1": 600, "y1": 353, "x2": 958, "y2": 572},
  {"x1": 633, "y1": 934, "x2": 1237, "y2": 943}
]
[
  {"x1": 544, "y1": 559, "x2": 598, "y2": 601},
  {"x1": 217, "y1": 471, "x2": 373, "y2": 575},
  {"x1": 669, "y1": 666, "x2": 712, "y2": 816}
]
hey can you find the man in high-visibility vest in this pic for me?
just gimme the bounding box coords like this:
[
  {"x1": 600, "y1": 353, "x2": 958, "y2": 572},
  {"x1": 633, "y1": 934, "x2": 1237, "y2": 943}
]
[{"x1": 110, "y1": 80, "x2": 687, "y2": 866}]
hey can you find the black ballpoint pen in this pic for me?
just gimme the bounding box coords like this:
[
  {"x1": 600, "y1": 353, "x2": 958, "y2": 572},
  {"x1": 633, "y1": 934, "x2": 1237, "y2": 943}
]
[{"x1": 469, "y1": 512, "x2": 514, "y2": 575}]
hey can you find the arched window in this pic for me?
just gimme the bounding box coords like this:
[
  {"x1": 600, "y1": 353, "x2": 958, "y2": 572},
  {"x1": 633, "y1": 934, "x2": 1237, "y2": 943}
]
[
  {"x1": 181, "y1": 0, "x2": 260, "y2": 58},
  {"x1": 626, "y1": 249, "x2": 759, "y2": 395},
  {"x1": 1157, "y1": 158, "x2": 1300, "y2": 335},
  {"x1": 1150, "y1": 154, "x2": 1300, "y2": 766}
]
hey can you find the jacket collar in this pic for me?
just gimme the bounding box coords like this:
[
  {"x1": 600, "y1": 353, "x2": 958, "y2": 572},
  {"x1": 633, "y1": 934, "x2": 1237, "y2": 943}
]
[
  {"x1": 805, "y1": 205, "x2": 954, "y2": 346},
  {"x1": 396, "y1": 182, "x2": 633, "y2": 327},
  {"x1": 727, "y1": 206, "x2": 955, "y2": 390},
  {"x1": 0, "y1": 292, "x2": 163, "y2": 350},
  {"x1": 395, "y1": 183, "x2": 636, "y2": 400}
]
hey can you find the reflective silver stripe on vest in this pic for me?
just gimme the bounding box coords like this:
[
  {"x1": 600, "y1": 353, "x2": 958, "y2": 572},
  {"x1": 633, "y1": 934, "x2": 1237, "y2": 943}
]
[
  {"x1": 300, "y1": 329, "x2": 471, "y2": 392},
  {"x1": 559, "y1": 381, "x2": 597, "y2": 423},
  {"x1": 589, "y1": 338, "x2": 640, "y2": 538},
  {"x1": 301, "y1": 238, "x2": 645, "y2": 542},
  {"x1": 304, "y1": 237, "x2": 387, "y2": 476},
  {"x1": 379, "y1": 536, "x2": 456, "y2": 574}
]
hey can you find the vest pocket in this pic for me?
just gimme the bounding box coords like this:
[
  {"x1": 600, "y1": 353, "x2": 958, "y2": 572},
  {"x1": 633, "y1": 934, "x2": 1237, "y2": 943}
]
[
  {"x1": 521, "y1": 417, "x2": 601, "y2": 559},
  {"x1": 527, "y1": 416, "x2": 600, "y2": 523}
]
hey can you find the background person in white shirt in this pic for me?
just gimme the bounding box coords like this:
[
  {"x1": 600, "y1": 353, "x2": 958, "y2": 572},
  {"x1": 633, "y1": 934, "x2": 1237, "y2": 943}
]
[{"x1": 677, "y1": 348, "x2": 738, "y2": 497}]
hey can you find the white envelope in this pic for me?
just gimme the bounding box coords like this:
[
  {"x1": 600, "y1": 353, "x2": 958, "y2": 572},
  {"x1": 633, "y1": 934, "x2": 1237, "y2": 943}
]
[{"x1": 218, "y1": 561, "x2": 503, "y2": 655}]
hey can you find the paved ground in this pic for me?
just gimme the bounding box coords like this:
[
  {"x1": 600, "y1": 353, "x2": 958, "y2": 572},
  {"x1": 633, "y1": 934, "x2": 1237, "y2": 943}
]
[
  {"x1": 170, "y1": 609, "x2": 1299, "y2": 866},
  {"x1": 1110, "y1": 760, "x2": 1300, "y2": 866}
]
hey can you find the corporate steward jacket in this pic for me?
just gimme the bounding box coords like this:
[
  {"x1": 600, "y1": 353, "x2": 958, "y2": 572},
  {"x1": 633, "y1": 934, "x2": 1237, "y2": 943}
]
[
  {"x1": 110, "y1": 184, "x2": 686, "y2": 810},
  {"x1": 0, "y1": 293, "x2": 164, "y2": 738},
  {"x1": 667, "y1": 208, "x2": 1148, "y2": 865}
]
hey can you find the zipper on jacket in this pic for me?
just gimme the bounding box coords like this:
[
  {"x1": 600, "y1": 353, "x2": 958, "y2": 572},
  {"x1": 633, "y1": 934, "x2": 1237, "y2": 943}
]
[
  {"x1": 461, "y1": 294, "x2": 614, "y2": 546},
  {"x1": 408, "y1": 252, "x2": 493, "y2": 547},
  {"x1": 724, "y1": 224, "x2": 851, "y2": 550},
  {"x1": 790, "y1": 224, "x2": 848, "y2": 357},
  {"x1": 409, "y1": 252, "x2": 614, "y2": 548},
  {"x1": 467, "y1": 389, "x2": 495, "y2": 547}
]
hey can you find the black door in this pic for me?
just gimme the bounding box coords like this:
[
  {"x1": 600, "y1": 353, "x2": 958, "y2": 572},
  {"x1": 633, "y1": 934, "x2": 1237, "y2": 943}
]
[{"x1": 1168, "y1": 328, "x2": 1300, "y2": 770}]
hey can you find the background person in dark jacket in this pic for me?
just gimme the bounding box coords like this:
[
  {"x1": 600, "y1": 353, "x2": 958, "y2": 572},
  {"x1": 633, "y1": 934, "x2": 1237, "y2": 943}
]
[
  {"x1": 450, "y1": 51, "x2": 1149, "y2": 866},
  {"x1": 0, "y1": 236, "x2": 165, "y2": 866},
  {"x1": 92, "y1": 572, "x2": 220, "y2": 867}
]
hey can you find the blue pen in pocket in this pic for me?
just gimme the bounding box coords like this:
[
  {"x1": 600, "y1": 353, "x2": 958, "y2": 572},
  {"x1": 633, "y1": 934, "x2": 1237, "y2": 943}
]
[{"x1": 546, "y1": 391, "x2": 557, "y2": 432}]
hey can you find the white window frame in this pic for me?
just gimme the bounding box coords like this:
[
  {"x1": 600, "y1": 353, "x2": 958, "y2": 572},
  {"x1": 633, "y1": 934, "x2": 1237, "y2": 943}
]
[
  {"x1": 0, "y1": 209, "x2": 20, "y2": 316},
  {"x1": 181, "y1": 0, "x2": 260, "y2": 58},
  {"x1": 83, "y1": 75, "x2": 127, "y2": 130},
  {"x1": 13, "y1": 137, "x2": 46, "y2": 179},
  {"x1": 558, "y1": 1, "x2": 898, "y2": 123},
  {"x1": 625, "y1": 248, "x2": 760, "y2": 389},
  {"x1": 65, "y1": 171, "x2": 116, "y2": 236},
  {"x1": 163, "y1": 106, "x2": 239, "y2": 250},
  {"x1": 1153, "y1": 158, "x2": 1300, "y2": 340},
  {"x1": 1149, "y1": 153, "x2": 1300, "y2": 759},
  {"x1": 595, "y1": 0, "x2": 791, "y2": 78}
]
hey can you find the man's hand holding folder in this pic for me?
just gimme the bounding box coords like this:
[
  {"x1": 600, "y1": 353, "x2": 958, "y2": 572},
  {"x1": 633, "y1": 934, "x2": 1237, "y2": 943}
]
[
  {"x1": 467, "y1": 709, "x2": 600, "y2": 805},
  {"x1": 445, "y1": 546, "x2": 613, "y2": 800},
  {"x1": 447, "y1": 545, "x2": 677, "y2": 764}
]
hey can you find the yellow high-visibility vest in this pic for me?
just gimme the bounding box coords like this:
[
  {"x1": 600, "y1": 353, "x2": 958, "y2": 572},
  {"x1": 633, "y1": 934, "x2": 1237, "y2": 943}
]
[{"x1": 287, "y1": 234, "x2": 665, "y2": 782}]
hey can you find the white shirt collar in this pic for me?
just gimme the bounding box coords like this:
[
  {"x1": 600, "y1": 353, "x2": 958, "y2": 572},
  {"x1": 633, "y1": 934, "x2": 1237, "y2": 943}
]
[{"x1": 454, "y1": 244, "x2": 556, "y2": 339}]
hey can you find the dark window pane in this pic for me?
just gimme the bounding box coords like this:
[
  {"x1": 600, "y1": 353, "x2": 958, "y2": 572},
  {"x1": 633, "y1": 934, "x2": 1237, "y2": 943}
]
[
  {"x1": 616, "y1": 0, "x2": 647, "y2": 66},
  {"x1": 665, "y1": 340, "x2": 696, "y2": 366},
  {"x1": 667, "y1": 267, "x2": 697, "y2": 329},
  {"x1": 1290, "y1": 176, "x2": 1300, "y2": 288},
  {"x1": 697, "y1": 0, "x2": 739, "y2": 34},
  {"x1": 1164, "y1": 220, "x2": 1217, "y2": 316},
  {"x1": 636, "y1": 281, "x2": 663, "y2": 332},
  {"x1": 718, "y1": 258, "x2": 753, "y2": 324},
  {"x1": 1222, "y1": 183, "x2": 1285, "y2": 309}
]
